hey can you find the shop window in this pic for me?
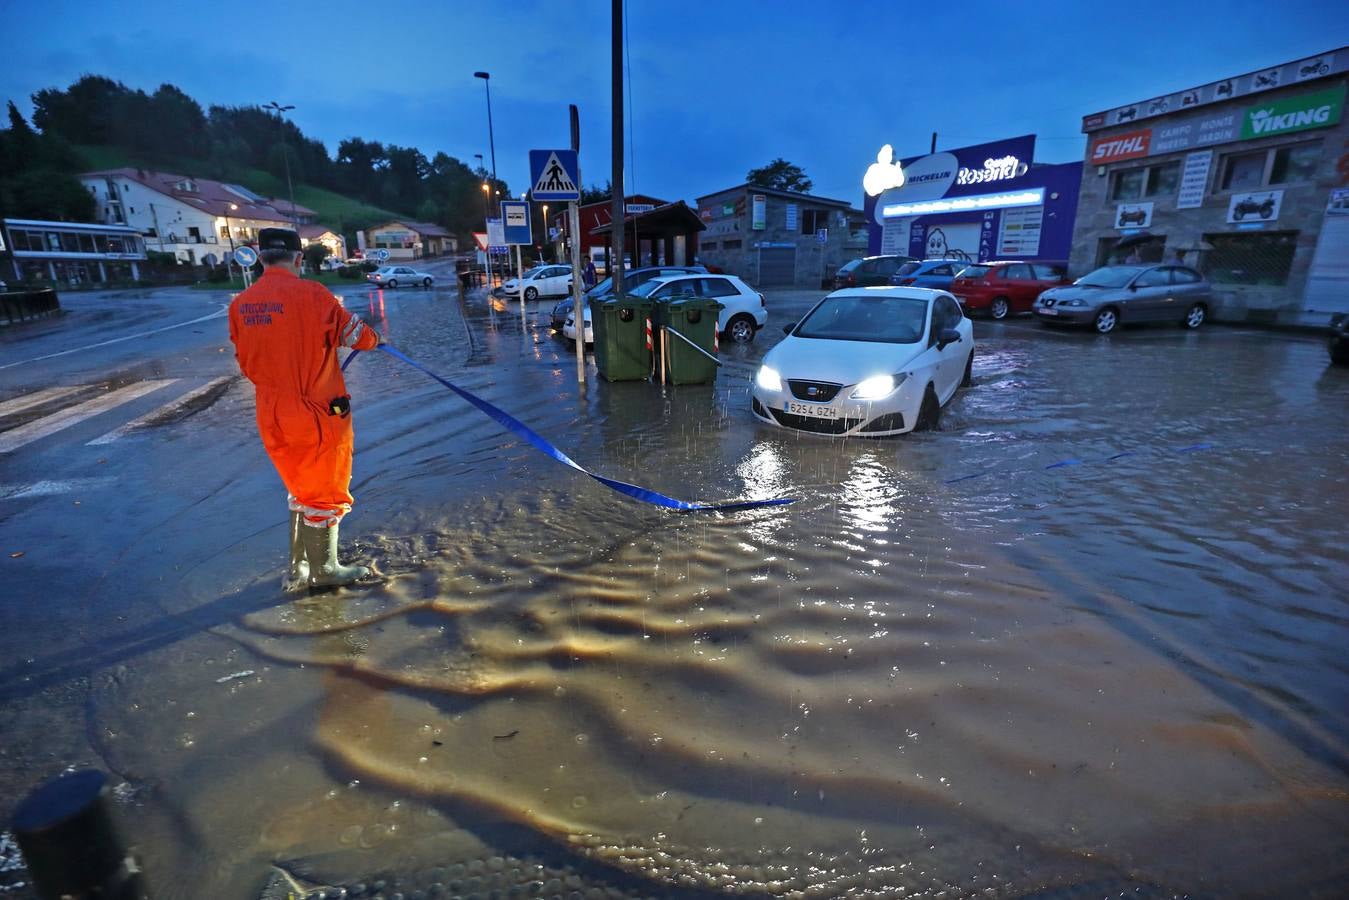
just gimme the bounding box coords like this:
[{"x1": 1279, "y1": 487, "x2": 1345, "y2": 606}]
[
  {"x1": 1269, "y1": 141, "x2": 1321, "y2": 184},
  {"x1": 1202, "y1": 230, "x2": 1297, "y2": 286},
  {"x1": 78, "y1": 234, "x2": 97, "y2": 253},
  {"x1": 1220, "y1": 150, "x2": 1267, "y2": 191},
  {"x1": 724, "y1": 239, "x2": 742, "y2": 250},
  {"x1": 1110, "y1": 160, "x2": 1181, "y2": 200}
]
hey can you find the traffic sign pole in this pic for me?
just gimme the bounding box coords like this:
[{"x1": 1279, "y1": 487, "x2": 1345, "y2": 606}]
[
  {"x1": 516, "y1": 244, "x2": 525, "y2": 327},
  {"x1": 570, "y1": 201, "x2": 585, "y2": 384}
]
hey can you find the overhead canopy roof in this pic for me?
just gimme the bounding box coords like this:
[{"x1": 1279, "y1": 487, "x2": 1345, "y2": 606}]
[{"x1": 588, "y1": 201, "x2": 706, "y2": 238}]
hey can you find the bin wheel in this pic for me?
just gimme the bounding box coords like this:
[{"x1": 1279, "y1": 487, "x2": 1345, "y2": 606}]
[
  {"x1": 524, "y1": 286, "x2": 538, "y2": 300},
  {"x1": 726, "y1": 314, "x2": 756, "y2": 344}
]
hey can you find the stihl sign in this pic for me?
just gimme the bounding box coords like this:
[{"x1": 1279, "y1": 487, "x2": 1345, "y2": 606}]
[{"x1": 1090, "y1": 129, "x2": 1152, "y2": 163}]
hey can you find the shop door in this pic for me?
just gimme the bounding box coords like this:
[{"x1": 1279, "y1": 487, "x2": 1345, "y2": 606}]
[
  {"x1": 758, "y1": 246, "x2": 797, "y2": 286},
  {"x1": 1303, "y1": 196, "x2": 1349, "y2": 317}
]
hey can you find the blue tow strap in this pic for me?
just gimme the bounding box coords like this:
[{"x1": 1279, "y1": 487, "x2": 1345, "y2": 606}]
[{"x1": 344, "y1": 346, "x2": 796, "y2": 513}]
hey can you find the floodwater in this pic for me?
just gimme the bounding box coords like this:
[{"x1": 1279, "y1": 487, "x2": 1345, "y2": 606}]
[{"x1": 12, "y1": 284, "x2": 1349, "y2": 898}]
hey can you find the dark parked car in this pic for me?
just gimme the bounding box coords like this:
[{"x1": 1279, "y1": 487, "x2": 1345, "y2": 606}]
[
  {"x1": 549, "y1": 265, "x2": 707, "y2": 331},
  {"x1": 1329, "y1": 313, "x2": 1349, "y2": 366},
  {"x1": 833, "y1": 255, "x2": 912, "y2": 289}
]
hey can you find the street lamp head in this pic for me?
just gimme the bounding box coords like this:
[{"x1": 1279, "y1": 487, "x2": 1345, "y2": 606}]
[
  {"x1": 481, "y1": 183, "x2": 490, "y2": 193},
  {"x1": 473, "y1": 72, "x2": 490, "y2": 80},
  {"x1": 228, "y1": 203, "x2": 238, "y2": 211}
]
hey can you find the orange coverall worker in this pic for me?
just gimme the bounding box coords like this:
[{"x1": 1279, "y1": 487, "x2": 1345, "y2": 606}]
[{"x1": 228, "y1": 268, "x2": 380, "y2": 528}]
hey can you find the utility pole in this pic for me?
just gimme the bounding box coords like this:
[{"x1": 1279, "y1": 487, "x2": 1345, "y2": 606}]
[
  {"x1": 611, "y1": 0, "x2": 625, "y2": 301},
  {"x1": 263, "y1": 101, "x2": 297, "y2": 224},
  {"x1": 570, "y1": 104, "x2": 585, "y2": 385}
]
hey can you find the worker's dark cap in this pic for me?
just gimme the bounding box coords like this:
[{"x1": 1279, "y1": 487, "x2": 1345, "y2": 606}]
[{"x1": 258, "y1": 228, "x2": 302, "y2": 252}]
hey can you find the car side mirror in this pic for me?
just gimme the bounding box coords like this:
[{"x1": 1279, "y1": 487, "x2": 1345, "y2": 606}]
[
  {"x1": 1128, "y1": 283, "x2": 1138, "y2": 291},
  {"x1": 937, "y1": 328, "x2": 961, "y2": 349}
]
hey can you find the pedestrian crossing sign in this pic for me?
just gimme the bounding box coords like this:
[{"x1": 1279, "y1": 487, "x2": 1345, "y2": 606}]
[{"x1": 529, "y1": 149, "x2": 580, "y2": 201}]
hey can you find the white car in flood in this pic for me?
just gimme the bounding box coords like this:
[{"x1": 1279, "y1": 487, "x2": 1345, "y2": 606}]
[
  {"x1": 564, "y1": 273, "x2": 767, "y2": 345},
  {"x1": 751, "y1": 287, "x2": 974, "y2": 436},
  {"x1": 502, "y1": 264, "x2": 573, "y2": 300}
]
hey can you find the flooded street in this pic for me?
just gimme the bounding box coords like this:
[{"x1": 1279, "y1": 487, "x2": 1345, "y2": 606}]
[{"x1": 2, "y1": 280, "x2": 1347, "y2": 898}]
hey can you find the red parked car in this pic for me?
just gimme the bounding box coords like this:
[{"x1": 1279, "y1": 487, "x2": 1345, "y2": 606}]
[{"x1": 951, "y1": 261, "x2": 1070, "y2": 319}]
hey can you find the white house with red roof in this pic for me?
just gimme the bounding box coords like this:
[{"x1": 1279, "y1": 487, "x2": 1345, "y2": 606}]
[{"x1": 78, "y1": 168, "x2": 319, "y2": 265}]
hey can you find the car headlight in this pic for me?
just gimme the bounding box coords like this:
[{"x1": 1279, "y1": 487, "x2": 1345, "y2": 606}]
[
  {"x1": 756, "y1": 365, "x2": 782, "y2": 392},
  {"x1": 1057, "y1": 298, "x2": 1086, "y2": 307},
  {"x1": 851, "y1": 373, "x2": 906, "y2": 400}
]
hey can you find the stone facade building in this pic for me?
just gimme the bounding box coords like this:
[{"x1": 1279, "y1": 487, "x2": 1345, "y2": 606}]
[
  {"x1": 694, "y1": 185, "x2": 866, "y2": 288},
  {"x1": 1072, "y1": 47, "x2": 1349, "y2": 324}
]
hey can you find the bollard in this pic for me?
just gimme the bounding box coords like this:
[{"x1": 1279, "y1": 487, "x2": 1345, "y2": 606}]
[{"x1": 12, "y1": 769, "x2": 149, "y2": 900}]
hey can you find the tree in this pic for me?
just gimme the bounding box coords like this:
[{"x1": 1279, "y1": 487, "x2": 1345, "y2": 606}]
[
  {"x1": 303, "y1": 242, "x2": 331, "y2": 274},
  {"x1": 746, "y1": 158, "x2": 813, "y2": 193},
  {"x1": 581, "y1": 181, "x2": 611, "y2": 204}
]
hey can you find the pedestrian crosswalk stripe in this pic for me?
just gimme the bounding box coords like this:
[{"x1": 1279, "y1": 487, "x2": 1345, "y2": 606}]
[
  {"x1": 87, "y1": 377, "x2": 233, "y2": 445},
  {"x1": 0, "y1": 380, "x2": 177, "y2": 454},
  {"x1": 0, "y1": 385, "x2": 86, "y2": 418}
]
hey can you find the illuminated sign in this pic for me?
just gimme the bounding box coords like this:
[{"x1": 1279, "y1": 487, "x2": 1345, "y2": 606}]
[
  {"x1": 862, "y1": 144, "x2": 906, "y2": 196},
  {"x1": 880, "y1": 188, "x2": 1045, "y2": 218},
  {"x1": 956, "y1": 156, "x2": 1029, "y2": 186},
  {"x1": 1090, "y1": 129, "x2": 1152, "y2": 163}
]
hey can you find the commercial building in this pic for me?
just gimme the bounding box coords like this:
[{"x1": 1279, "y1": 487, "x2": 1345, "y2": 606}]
[
  {"x1": 863, "y1": 135, "x2": 1083, "y2": 267},
  {"x1": 78, "y1": 168, "x2": 298, "y2": 265},
  {"x1": 546, "y1": 194, "x2": 675, "y2": 268},
  {"x1": 2, "y1": 218, "x2": 146, "y2": 285},
  {"x1": 365, "y1": 221, "x2": 456, "y2": 260},
  {"x1": 1072, "y1": 46, "x2": 1348, "y2": 324},
  {"x1": 298, "y1": 225, "x2": 347, "y2": 263},
  {"x1": 695, "y1": 185, "x2": 866, "y2": 288}
]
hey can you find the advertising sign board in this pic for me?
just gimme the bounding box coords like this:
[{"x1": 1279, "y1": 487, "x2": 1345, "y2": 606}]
[
  {"x1": 1176, "y1": 151, "x2": 1214, "y2": 209},
  {"x1": 751, "y1": 195, "x2": 766, "y2": 230},
  {"x1": 1114, "y1": 202, "x2": 1154, "y2": 230},
  {"x1": 1227, "y1": 190, "x2": 1284, "y2": 224}
]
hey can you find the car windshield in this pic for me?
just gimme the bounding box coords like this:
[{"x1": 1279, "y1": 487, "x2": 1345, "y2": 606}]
[
  {"x1": 958, "y1": 265, "x2": 990, "y2": 278},
  {"x1": 896, "y1": 262, "x2": 923, "y2": 276},
  {"x1": 795, "y1": 295, "x2": 928, "y2": 344},
  {"x1": 521, "y1": 266, "x2": 545, "y2": 278},
  {"x1": 1077, "y1": 265, "x2": 1147, "y2": 287},
  {"x1": 586, "y1": 275, "x2": 614, "y2": 296}
]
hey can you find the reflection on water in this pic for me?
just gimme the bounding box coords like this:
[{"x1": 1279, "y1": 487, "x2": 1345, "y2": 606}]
[{"x1": 93, "y1": 304, "x2": 1349, "y2": 897}]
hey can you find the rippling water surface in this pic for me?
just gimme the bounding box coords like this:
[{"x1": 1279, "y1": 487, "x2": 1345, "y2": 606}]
[{"x1": 93, "y1": 289, "x2": 1348, "y2": 897}]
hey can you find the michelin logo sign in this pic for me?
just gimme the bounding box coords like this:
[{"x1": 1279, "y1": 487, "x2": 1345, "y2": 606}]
[{"x1": 1241, "y1": 85, "x2": 1343, "y2": 139}]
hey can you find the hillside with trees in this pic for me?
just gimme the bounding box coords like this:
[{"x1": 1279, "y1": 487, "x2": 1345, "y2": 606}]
[{"x1": 1, "y1": 75, "x2": 510, "y2": 244}]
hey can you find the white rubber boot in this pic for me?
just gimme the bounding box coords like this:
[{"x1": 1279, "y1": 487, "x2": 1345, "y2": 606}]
[
  {"x1": 281, "y1": 511, "x2": 311, "y2": 592},
  {"x1": 300, "y1": 521, "x2": 370, "y2": 589}
]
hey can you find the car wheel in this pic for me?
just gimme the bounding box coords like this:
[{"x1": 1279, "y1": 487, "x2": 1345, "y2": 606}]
[
  {"x1": 961, "y1": 351, "x2": 973, "y2": 388},
  {"x1": 990, "y1": 297, "x2": 1010, "y2": 320},
  {"x1": 386, "y1": 279, "x2": 398, "y2": 289},
  {"x1": 1183, "y1": 303, "x2": 1206, "y2": 329},
  {"x1": 914, "y1": 384, "x2": 941, "y2": 431},
  {"x1": 524, "y1": 286, "x2": 538, "y2": 300},
  {"x1": 1094, "y1": 307, "x2": 1119, "y2": 334},
  {"x1": 726, "y1": 314, "x2": 756, "y2": 344},
  {"x1": 423, "y1": 277, "x2": 432, "y2": 287}
]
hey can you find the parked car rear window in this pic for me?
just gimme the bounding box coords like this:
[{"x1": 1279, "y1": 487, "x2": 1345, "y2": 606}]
[
  {"x1": 959, "y1": 265, "x2": 991, "y2": 278},
  {"x1": 700, "y1": 278, "x2": 739, "y2": 297},
  {"x1": 796, "y1": 296, "x2": 928, "y2": 344},
  {"x1": 839, "y1": 259, "x2": 864, "y2": 272},
  {"x1": 897, "y1": 262, "x2": 923, "y2": 276},
  {"x1": 1032, "y1": 263, "x2": 1066, "y2": 279}
]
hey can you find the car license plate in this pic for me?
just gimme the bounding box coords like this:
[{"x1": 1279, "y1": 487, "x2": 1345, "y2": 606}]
[
  {"x1": 1039, "y1": 307, "x2": 1059, "y2": 316},
  {"x1": 786, "y1": 401, "x2": 837, "y2": 419}
]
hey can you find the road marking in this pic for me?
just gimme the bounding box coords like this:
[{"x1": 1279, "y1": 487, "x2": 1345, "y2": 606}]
[
  {"x1": 0, "y1": 380, "x2": 177, "y2": 453},
  {"x1": 0, "y1": 305, "x2": 228, "y2": 371},
  {"x1": 87, "y1": 376, "x2": 232, "y2": 445},
  {"x1": 0, "y1": 477, "x2": 118, "y2": 501},
  {"x1": 0, "y1": 385, "x2": 87, "y2": 417}
]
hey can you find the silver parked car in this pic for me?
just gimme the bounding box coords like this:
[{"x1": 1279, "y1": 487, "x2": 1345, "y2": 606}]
[
  {"x1": 1034, "y1": 265, "x2": 1211, "y2": 334},
  {"x1": 366, "y1": 265, "x2": 435, "y2": 288}
]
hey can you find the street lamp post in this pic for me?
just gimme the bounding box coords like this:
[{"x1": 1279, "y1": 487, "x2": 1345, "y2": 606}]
[
  {"x1": 224, "y1": 202, "x2": 238, "y2": 283},
  {"x1": 472, "y1": 73, "x2": 497, "y2": 182},
  {"x1": 481, "y1": 182, "x2": 493, "y2": 288},
  {"x1": 262, "y1": 101, "x2": 297, "y2": 225}
]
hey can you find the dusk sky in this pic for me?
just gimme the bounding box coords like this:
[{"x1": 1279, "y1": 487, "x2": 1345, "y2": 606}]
[{"x1": 3, "y1": 0, "x2": 1346, "y2": 206}]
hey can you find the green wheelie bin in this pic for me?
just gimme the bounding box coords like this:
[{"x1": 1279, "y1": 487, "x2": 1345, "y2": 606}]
[
  {"x1": 591, "y1": 296, "x2": 654, "y2": 382},
  {"x1": 661, "y1": 298, "x2": 724, "y2": 385}
]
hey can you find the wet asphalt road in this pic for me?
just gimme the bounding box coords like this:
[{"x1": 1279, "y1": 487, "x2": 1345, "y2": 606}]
[{"x1": 1, "y1": 269, "x2": 1346, "y2": 898}]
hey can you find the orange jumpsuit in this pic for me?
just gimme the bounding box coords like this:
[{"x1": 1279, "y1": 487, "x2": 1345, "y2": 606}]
[{"x1": 228, "y1": 268, "x2": 379, "y2": 527}]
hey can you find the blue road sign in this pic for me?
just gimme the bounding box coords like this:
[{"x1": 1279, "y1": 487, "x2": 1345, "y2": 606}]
[
  {"x1": 233, "y1": 245, "x2": 258, "y2": 267},
  {"x1": 529, "y1": 150, "x2": 580, "y2": 201},
  {"x1": 501, "y1": 200, "x2": 532, "y2": 245}
]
